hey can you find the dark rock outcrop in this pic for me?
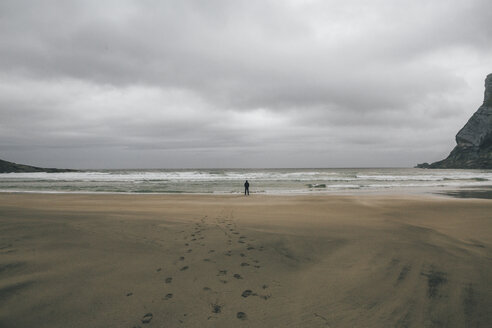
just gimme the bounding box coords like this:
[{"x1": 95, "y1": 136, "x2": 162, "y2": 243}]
[
  {"x1": 0, "y1": 158, "x2": 77, "y2": 173},
  {"x1": 417, "y1": 73, "x2": 492, "y2": 169}
]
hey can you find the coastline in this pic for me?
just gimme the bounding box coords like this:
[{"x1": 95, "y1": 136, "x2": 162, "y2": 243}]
[
  {"x1": 1, "y1": 193, "x2": 491, "y2": 327},
  {"x1": 1, "y1": 168, "x2": 491, "y2": 196},
  {"x1": 1, "y1": 184, "x2": 492, "y2": 200}
]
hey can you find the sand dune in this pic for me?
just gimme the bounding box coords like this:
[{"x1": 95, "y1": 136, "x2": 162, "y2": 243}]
[{"x1": 0, "y1": 193, "x2": 491, "y2": 327}]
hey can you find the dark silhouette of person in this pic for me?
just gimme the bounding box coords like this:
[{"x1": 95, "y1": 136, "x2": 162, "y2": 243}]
[{"x1": 244, "y1": 180, "x2": 250, "y2": 196}]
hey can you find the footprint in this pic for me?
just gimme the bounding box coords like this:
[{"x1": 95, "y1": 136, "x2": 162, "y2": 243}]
[
  {"x1": 240, "y1": 262, "x2": 250, "y2": 267},
  {"x1": 126, "y1": 292, "x2": 133, "y2": 296},
  {"x1": 240, "y1": 253, "x2": 246, "y2": 257},
  {"x1": 203, "y1": 287, "x2": 211, "y2": 291},
  {"x1": 179, "y1": 256, "x2": 185, "y2": 261},
  {"x1": 185, "y1": 243, "x2": 189, "y2": 246},
  {"x1": 208, "y1": 250, "x2": 215, "y2": 253},
  {"x1": 165, "y1": 277, "x2": 172, "y2": 284},
  {"x1": 397, "y1": 265, "x2": 411, "y2": 282},
  {"x1": 187, "y1": 249, "x2": 193, "y2": 253},
  {"x1": 164, "y1": 293, "x2": 173, "y2": 300},
  {"x1": 217, "y1": 270, "x2": 227, "y2": 276},
  {"x1": 141, "y1": 313, "x2": 153, "y2": 324},
  {"x1": 254, "y1": 265, "x2": 261, "y2": 269},
  {"x1": 156, "y1": 268, "x2": 162, "y2": 272},
  {"x1": 233, "y1": 274, "x2": 243, "y2": 279},
  {"x1": 238, "y1": 240, "x2": 245, "y2": 244},
  {"x1": 247, "y1": 246, "x2": 255, "y2": 250},
  {"x1": 237, "y1": 312, "x2": 247, "y2": 320},
  {"x1": 211, "y1": 303, "x2": 222, "y2": 314},
  {"x1": 180, "y1": 266, "x2": 189, "y2": 271},
  {"x1": 421, "y1": 270, "x2": 447, "y2": 298},
  {"x1": 262, "y1": 284, "x2": 268, "y2": 289},
  {"x1": 241, "y1": 290, "x2": 254, "y2": 298}
]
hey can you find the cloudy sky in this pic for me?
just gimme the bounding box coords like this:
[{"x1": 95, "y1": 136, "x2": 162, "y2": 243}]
[{"x1": 1, "y1": 0, "x2": 491, "y2": 169}]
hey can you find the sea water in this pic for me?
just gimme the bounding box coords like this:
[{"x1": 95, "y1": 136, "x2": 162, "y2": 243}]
[{"x1": 0, "y1": 168, "x2": 491, "y2": 195}]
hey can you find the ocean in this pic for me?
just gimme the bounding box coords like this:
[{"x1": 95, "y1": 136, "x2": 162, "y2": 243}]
[{"x1": 0, "y1": 168, "x2": 491, "y2": 195}]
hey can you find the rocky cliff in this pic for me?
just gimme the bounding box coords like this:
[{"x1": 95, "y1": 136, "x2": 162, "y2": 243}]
[
  {"x1": 417, "y1": 73, "x2": 492, "y2": 169},
  {"x1": 0, "y1": 158, "x2": 77, "y2": 173}
]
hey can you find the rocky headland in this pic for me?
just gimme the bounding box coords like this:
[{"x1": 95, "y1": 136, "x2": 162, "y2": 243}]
[
  {"x1": 0, "y1": 158, "x2": 77, "y2": 173},
  {"x1": 417, "y1": 73, "x2": 492, "y2": 169}
]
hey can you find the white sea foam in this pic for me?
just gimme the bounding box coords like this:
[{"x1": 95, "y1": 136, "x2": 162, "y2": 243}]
[{"x1": 1, "y1": 168, "x2": 491, "y2": 194}]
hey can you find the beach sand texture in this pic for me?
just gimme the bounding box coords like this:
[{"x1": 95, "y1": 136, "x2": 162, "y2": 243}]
[{"x1": 0, "y1": 193, "x2": 491, "y2": 327}]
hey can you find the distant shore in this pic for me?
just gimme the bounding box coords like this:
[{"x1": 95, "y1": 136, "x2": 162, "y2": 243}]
[
  {"x1": 0, "y1": 158, "x2": 77, "y2": 173},
  {"x1": 0, "y1": 193, "x2": 491, "y2": 327}
]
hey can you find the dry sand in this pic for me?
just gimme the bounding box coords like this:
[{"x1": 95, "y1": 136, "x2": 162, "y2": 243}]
[{"x1": 0, "y1": 193, "x2": 491, "y2": 327}]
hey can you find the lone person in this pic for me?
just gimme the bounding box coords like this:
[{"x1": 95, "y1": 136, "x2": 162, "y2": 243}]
[{"x1": 244, "y1": 180, "x2": 250, "y2": 196}]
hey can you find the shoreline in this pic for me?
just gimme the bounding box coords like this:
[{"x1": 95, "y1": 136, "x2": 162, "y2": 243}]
[
  {"x1": 1, "y1": 168, "x2": 491, "y2": 198},
  {"x1": 1, "y1": 184, "x2": 492, "y2": 199}
]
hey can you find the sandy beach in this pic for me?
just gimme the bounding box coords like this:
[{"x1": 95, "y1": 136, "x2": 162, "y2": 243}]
[{"x1": 0, "y1": 193, "x2": 491, "y2": 327}]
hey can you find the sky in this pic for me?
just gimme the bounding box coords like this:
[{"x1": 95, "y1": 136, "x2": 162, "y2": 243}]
[{"x1": 0, "y1": 0, "x2": 491, "y2": 169}]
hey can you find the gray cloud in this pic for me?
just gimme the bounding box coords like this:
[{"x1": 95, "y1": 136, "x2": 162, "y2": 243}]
[{"x1": 0, "y1": 0, "x2": 491, "y2": 168}]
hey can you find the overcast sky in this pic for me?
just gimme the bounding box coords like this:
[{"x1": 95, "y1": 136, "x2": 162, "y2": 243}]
[{"x1": 0, "y1": 0, "x2": 491, "y2": 169}]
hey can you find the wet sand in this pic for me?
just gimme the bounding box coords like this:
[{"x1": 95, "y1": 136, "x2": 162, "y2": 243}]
[{"x1": 0, "y1": 193, "x2": 491, "y2": 327}]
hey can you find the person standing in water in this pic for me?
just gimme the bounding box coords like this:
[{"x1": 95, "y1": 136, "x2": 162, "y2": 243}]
[{"x1": 244, "y1": 180, "x2": 250, "y2": 196}]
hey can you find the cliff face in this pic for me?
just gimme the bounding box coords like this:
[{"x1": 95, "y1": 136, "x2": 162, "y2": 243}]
[
  {"x1": 418, "y1": 74, "x2": 492, "y2": 169},
  {"x1": 0, "y1": 158, "x2": 76, "y2": 173}
]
